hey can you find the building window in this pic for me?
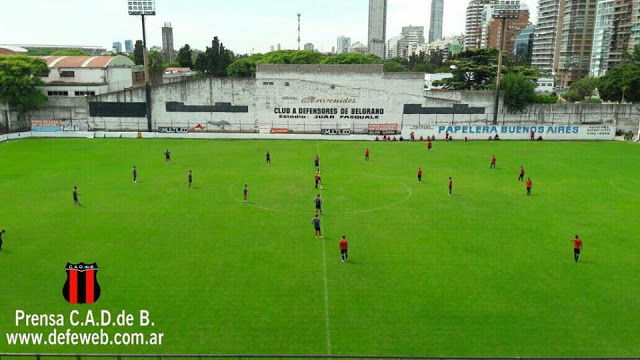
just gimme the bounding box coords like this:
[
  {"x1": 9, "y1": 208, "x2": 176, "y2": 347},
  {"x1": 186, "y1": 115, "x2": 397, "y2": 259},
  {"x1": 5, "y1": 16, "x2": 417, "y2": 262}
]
[
  {"x1": 47, "y1": 91, "x2": 69, "y2": 97},
  {"x1": 60, "y1": 71, "x2": 75, "y2": 78},
  {"x1": 262, "y1": 81, "x2": 274, "y2": 86},
  {"x1": 330, "y1": 85, "x2": 336, "y2": 89},
  {"x1": 74, "y1": 91, "x2": 96, "y2": 96},
  {"x1": 284, "y1": 82, "x2": 290, "y2": 86}
]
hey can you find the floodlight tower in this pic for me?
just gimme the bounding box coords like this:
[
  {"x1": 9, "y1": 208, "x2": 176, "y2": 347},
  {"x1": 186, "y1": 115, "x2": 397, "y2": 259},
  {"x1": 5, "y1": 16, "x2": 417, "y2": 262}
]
[
  {"x1": 297, "y1": 13, "x2": 301, "y2": 50},
  {"x1": 127, "y1": 0, "x2": 156, "y2": 131},
  {"x1": 491, "y1": 0, "x2": 520, "y2": 125}
]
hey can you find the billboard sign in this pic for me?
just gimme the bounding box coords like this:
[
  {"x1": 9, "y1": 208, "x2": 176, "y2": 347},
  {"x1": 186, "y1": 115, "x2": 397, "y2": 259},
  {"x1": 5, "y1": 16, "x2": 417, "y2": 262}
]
[
  {"x1": 31, "y1": 120, "x2": 62, "y2": 132},
  {"x1": 402, "y1": 124, "x2": 616, "y2": 141}
]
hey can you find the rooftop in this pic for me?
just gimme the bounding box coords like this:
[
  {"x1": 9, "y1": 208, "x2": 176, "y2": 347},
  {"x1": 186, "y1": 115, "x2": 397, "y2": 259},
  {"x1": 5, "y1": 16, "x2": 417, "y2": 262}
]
[{"x1": 41, "y1": 55, "x2": 135, "y2": 69}]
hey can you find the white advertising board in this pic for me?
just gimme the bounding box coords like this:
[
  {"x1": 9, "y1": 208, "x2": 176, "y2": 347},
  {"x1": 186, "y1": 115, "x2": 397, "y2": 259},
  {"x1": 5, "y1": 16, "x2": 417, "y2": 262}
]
[{"x1": 402, "y1": 124, "x2": 616, "y2": 141}]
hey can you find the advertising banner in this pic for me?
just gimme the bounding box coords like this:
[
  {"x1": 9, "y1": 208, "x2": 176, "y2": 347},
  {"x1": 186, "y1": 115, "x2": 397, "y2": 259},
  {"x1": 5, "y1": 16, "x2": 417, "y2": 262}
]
[
  {"x1": 31, "y1": 120, "x2": 63, "y2": 132},
  {"x1": 321, "y1": 129, "x2": 352, "y2": 135},
  {"x1": 158, "y1": 127, "x2": 189, "y2": 133},
  {"x1": 368, "y1": 123, "x2": 400, "y2": 135},
  {"x1": 402, "y1": 124, "x2": 616, "y2": 140},
  {"x1": 270, "y1": 128, "x2": 289, "y2": 134}
]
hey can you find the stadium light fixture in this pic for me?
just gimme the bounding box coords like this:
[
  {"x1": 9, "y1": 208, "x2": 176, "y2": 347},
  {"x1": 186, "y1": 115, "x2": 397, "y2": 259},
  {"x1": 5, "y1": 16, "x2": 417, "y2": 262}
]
[
  {"x1": 491, "y1": 0, "x2": 521, "y2": 125},
  {"x1": 127, "y1": 0, "x2": 155, "y2": 131}
]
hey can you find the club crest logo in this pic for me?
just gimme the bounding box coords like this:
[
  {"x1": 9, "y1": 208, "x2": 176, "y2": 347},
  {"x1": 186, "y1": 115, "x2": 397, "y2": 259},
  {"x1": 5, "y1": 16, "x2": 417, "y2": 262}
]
[{"x1": 62, "y1": 263, "x2": 101, "y2": 304}]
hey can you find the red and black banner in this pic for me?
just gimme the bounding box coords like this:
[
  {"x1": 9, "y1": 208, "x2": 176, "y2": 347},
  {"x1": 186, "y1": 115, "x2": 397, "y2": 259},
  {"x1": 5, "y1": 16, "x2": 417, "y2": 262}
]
[{"x1": 62, "y1": 263, "x2": 101, "y2": 304}]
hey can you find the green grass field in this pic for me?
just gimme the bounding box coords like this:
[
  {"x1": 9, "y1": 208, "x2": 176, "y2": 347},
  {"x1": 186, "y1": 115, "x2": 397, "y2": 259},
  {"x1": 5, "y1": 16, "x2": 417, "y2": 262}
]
[{"x1": 0, "y1": 138, "x2": 639, "y2": 357}]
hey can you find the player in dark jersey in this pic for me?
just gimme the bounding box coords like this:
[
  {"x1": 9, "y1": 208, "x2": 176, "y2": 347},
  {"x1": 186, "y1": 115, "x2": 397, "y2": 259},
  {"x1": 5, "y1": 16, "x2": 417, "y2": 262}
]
[
  {"x1": 526, "y1": 177, "x2": 533, "y2": 196},
  {"x1": 314, "y1": 154, "x2": 320, "y2": 170},
  {"x1": 315, "y1": 194, "x2": 323, "y2": 215},
  {"x1": 340, "y1": 235, "x2": 348, "y2": 262},
  {"x1": 312, "y1": 215, "x2": 322, "y2": 238},
  {"x1": 188, "y1": 170, "x2": 193, "y2": 189},
  {"x1": 572, "y1": 235, "x2": 583, "y2": 262},
  {"x1": 518, "y1": 166, "x2": 525, "y2": 181},
  {"x1": 0, "y1": 229, "x2": 5, "y2": 251},
  {"x1": 165, "y1": 149, "x2": 171, "y2": 163},
  {"x1": 365, "y1": 148, "x2": 370, "y2": 161},
  {"x1": 427, "y1": 140, "x2": 433, "y2": 150},
  {"x1": 132, "y1": 166, "x2": 138, "y2": 183},
  {"x1": 490, "y1": 155, "x2": 496, "y2": 169},
  {"x1": 243, "y1": 184, "x2": 248, "y2": 203},
  {"x1": 314, "y1": 172, "x2": 320, "y2": 189},
  {"x1": 73, "y1": 186, "x2": 81, "y2": 206},
  {"x1": 266, "y1": 151, "x2": 271, "y2": 164},
  {"x1": 417, "y1": 167, "x2": 423, "y2": 183},
  {"x1": 448, "y1": 177, "x2": 453, "y2": 196}
]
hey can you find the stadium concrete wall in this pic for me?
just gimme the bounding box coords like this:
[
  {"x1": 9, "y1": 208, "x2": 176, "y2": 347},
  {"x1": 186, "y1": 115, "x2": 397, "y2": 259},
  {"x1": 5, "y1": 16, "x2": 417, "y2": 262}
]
[{"x1": 7, "y1": 64, "x2": 640, "y2": 138}]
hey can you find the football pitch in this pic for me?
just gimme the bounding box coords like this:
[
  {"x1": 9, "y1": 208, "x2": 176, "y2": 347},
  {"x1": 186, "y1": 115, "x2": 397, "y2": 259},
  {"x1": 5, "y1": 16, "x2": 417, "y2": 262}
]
[{"x1": 0, "y1": 138, "x2": 639, "y2": 357}]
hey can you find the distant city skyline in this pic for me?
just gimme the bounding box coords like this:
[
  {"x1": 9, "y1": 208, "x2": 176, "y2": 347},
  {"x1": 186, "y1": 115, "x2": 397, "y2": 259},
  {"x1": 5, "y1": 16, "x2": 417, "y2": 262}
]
[{"x1": 1, "y1": 0, "x2": 538, "y2": 54}]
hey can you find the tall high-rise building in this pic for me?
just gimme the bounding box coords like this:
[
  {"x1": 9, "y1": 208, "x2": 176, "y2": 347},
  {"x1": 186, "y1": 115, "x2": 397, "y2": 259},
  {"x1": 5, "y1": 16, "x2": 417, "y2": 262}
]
[
  {"x1": 277, "y1": 43, "x2": 282, "y2": 51},
  {"x1": 631, "y1": 0, "x2": 640, "y2": 49},
  {"x1": 465, "y1": 0, "x2": 496, "y2": 49},
  {"x1": 368, "y1": 0, "x2": 388, "y2": 59},
  {"x1": 337, "y1": 36, "x2": 351, "y2": 54},
  {"x1": 304, "y1": 43, "x2": 315, "y2": 51},
  {"x1": 270, "y1": 45, "x2": 275, "y2": 52},
  {"x1": 124, "y1": 40, "x2": 134, "y2": 54},
  {"x1": 590, "y1": 0, "x2": 636, "y2": 76},
  {"x1": 112, "y1": 41, "x2": 122, "y2": 53},
  {"x1": 387, "y1": 35, "x2": 402, "y2": 58},
  {"x1": 480, "y1": 3, "x2": 530, "y2": 54},
  {"x1": 590, "y1": 0, "x2": 616, "y2": 77},
  {"x1": 429, "y1": 0, "x2": 444, "y2": 43},
  {"x1": 554, "y1": 0, "x2": 598, "y2": 87},
  {"x1": 398, "y1": 26, "x2": 425, "y2": 57},
  {"x1": 161, "y1": 22, "x2": 174, "y2": 62},
  {"x1": 531, "y1": 0, "x2": 561, "y2": 73},
  {"x1": 514, "y1": 26, "x2": 535, "y2": 63}
]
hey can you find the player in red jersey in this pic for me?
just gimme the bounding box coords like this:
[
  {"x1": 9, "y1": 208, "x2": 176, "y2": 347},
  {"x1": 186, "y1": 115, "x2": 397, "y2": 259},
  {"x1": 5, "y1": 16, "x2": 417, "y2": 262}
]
[
  {"x1": 490, "y1": 155, "x2": 496, "y2": 169},
  {"x1": 518, "y1": 166, "x2": 525, "y2": 181},
  {"x1": 526, "y1": 177, "x2": 533, "y2": 196},
  {"x1": 417, "y1": 168, "x2": 423, "y2": 183},
  {"x1": 314, "y1": 172, "x2": 320, "y2": 189},
  {"x1": 365, "y1": 148, "x2": 370, "y2": 161},
  {"x1": 572, "y1": 235, "x2": 583, "y2": 262},
  {"x1": 427, "y1": 140, "x2": 433, "y2": 150},
  {"x1": 339, "y1": 235, "x2": 349, "y2": 262},
  {"x1": 448, "y1": 177, "x2": 453, "y2": 196}
]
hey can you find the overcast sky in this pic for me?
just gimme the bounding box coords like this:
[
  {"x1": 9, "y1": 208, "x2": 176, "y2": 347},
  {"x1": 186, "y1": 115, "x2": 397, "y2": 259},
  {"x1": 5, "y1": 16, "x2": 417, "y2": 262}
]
[{"x1": 1, "y1": 0, "x2": 538, "y2": 54}]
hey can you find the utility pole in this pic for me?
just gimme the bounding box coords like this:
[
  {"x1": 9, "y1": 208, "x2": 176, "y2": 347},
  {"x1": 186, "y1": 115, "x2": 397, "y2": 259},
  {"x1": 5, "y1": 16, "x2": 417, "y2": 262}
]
[{"x1": 297, "y1": 13, "x2": 301, "y2": 50}]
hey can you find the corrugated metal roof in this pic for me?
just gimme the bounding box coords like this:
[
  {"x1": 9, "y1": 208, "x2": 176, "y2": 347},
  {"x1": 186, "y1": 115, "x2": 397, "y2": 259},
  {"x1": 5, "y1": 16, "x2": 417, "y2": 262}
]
[{"x1": 41, "y1": 56, "x2": 134, "y2": 69}]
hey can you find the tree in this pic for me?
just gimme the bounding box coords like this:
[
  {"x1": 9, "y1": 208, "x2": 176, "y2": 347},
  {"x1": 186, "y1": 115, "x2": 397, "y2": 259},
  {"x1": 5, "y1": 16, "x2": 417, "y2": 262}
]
[
  {"x1": 0, "y1": 55, "x2": 49, "y2": 113},
  {"x1": 435, "y1": 48, "x2": 540, "y2": 90},
  {"x1": 51, "y1": 49, "x2": 90, "y2": 56},
  {"x1": 564, "y1": 77, "x2": 599, "y2": 102},
  {"x1": 198, "y1": 36, "x2": 235, "y2": 76},
  {"x1": 177, "y1": 44, "x2": 193, "y2": 68},
  {"x1": 383, "y1": 60, "x2": 407, "y2": 72},
  {"x1": 148, "y1": 50, "x2": 166, "y2": 85},
  {"x1": 195, "y1": 52, "x2": 208, "y2": 73},
  {"x1": 133, "y1": 40, "x2": 144, "y2": 65},
  {"x1": 500, "y1": 73, "x2": 535, "y2": 113},
  {"x1": 319, "y1": 53, "x2": 381, "y2": 64},
  {"x1": 598, "y1": 63, "x2": 640, "y2": 103},
  {"x1": 435, "y1": 48, "x2": 499, "y2": 90}
]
